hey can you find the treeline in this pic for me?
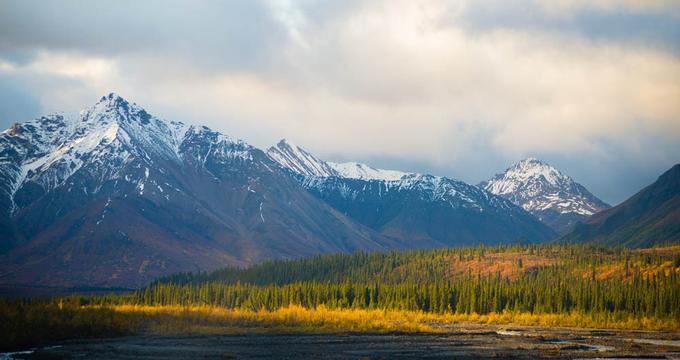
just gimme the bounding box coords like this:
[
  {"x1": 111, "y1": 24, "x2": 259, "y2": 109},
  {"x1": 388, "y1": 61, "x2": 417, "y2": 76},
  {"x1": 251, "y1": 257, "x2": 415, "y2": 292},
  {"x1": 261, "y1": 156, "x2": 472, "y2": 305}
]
[
  {"x1": 129, "y1": 271, "x2": 678, "y2": 319},
  {"x1": 110, "y1": 244, "x2": 680, "y2": 319},
  {"x1": 159, "y1": 243, "x2": 678, "y2": 285}
]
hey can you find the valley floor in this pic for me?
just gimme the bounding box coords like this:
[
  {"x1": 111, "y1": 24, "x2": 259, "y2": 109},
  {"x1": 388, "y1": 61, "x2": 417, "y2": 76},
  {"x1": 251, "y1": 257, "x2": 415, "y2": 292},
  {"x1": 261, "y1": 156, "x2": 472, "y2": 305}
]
[
  {"x1": 9, "y1": 325, "x2": 680, "y2": 359},
  {"x1": 2, "y1": 245, "x2": 678, "y2": 357},
  {"x1": 2, "y1": 305, "x2": 679, "y2": 359}
]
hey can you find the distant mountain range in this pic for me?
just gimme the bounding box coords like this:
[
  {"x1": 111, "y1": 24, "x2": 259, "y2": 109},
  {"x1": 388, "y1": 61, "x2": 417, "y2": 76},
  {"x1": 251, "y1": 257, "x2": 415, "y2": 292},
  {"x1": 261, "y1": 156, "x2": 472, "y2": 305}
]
[
  {"x1": 480, "y1": 158, "x2": 610, "y2": 234},
  {"x1": 0, "y1": 93, "x2": 676, "y2": 289},
  {"x1": 268, "y1": 140, "x2": 556, "y2": 248},
  {"x1": 562, "y1": 163, "x2": 680, "y2": 247}
]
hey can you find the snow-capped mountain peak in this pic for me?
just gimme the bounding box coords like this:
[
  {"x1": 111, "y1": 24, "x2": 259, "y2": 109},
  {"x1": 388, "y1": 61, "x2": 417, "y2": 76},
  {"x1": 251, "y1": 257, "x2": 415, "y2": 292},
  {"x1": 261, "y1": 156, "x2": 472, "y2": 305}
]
[
  {"x1": 481, "y1": 158, "x2": 610, "y2": 233},
  {"x1": 267, "y1": 139, "x2": 339, "y2": 177},
  {"x1": 0, "y1": 93, "x2": 258, "y2": 215},
  {"x1": 486, "y1": 157, "x2": 568, "y2": 194}
]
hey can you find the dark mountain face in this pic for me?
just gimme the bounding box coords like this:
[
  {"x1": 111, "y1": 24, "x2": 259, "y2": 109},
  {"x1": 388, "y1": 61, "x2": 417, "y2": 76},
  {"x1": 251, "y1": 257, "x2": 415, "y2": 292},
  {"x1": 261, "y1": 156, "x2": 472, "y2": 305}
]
[
  {"x1": 0, "y1": 94, "x2": 393, "y2": 288},
  {"x1": 268, "y1": 141, "x2": 557, "y2": 247},
  {"x1": 563, "y1": 164, "x2": 680, "y2": 247},
  {"x1": 301, "y1": 175, "x2": 557, "y2": 247},
  {"x1": 480, "y1": 158, "x2": 610, "y2": 234}
]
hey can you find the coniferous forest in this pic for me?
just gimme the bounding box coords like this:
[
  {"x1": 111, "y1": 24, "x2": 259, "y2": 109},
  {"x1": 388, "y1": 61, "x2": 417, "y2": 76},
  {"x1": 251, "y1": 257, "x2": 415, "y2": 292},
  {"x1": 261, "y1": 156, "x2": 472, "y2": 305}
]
[{"x1": 129, "y1": 244, "x2": 680, "y2": 318}]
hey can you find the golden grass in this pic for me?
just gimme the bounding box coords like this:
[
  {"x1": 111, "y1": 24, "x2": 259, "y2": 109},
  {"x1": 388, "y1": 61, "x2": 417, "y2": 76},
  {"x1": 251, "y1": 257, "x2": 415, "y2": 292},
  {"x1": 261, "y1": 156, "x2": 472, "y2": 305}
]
[
  {"x1": 456, "y1": 311, "x2": 678, "y2": 331},
  {"x1": 108, "y1": 305, "x2": 437, "y2": 334},
  {"x1": 106, "y1": 305, "x2": 679, "y2": 334}
]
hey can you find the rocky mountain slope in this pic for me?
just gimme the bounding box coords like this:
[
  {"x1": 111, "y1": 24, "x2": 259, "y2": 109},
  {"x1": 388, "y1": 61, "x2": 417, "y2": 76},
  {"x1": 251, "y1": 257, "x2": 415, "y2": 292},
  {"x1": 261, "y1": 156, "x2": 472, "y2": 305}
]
[
  {"x1": 0, "y1": 94, "x2": 394, "y2": 288},
  {"x1": 480, "y1": 158, "x2": 610, "y2": 234},
  {"x1": 268, "y1": 140, "x2": 557, "y2": 247},
  {"x1": 266, "y1": 139, "x2": 339, "y2": 177},
  {"x1": 562, "y1": 163, "x2": 680, "y2": 247}
]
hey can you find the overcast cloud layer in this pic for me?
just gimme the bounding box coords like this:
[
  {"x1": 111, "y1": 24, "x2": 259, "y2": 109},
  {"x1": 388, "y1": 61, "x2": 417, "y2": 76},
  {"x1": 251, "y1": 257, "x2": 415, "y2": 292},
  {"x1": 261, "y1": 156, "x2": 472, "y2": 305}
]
[{"x1": 1, "y1": 0, "x2": 679, "y2": 204}]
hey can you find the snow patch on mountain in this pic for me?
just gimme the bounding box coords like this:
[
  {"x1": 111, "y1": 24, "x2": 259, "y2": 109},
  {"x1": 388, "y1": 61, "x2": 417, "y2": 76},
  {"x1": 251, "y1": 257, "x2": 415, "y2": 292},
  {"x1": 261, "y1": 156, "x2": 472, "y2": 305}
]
[{"x1": 328, "y1": 161, "x2": 410, "y2": 181}]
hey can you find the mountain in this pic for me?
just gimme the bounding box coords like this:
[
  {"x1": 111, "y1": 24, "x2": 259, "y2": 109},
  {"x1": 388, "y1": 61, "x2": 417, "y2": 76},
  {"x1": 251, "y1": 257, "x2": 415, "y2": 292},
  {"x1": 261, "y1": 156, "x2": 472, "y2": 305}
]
[
  {"x1": 267, "y1": 140, "x2": 557, "y2": 247},
  {"x1": 266, "y1": 139, "x2": 408, "y2": 181},
  {"x1": 480, "y1": 158, "x2": 610, "y2": 234},
  {"x1": 0, "y1": 94, "x2": 395, "y2": 289},
  {"x1": 562, "y1": 164, "x2": 680, "y2": 247}
]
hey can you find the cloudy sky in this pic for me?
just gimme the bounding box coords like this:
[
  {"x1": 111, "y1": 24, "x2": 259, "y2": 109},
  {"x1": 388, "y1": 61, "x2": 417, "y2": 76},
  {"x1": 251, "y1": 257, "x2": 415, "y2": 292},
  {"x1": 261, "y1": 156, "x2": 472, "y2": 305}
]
[{"x1": 1, "y1": 0, "x2": 679, "y2": 204}]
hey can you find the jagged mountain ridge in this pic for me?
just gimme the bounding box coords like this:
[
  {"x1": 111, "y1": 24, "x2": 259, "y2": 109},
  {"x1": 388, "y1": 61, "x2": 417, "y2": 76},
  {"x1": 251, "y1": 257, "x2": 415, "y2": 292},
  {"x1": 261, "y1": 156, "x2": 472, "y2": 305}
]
[
  {"x1": 266, "y1": 139, "x2": 339, "y2": 178},
  {"x1": 0, "y1": 94, "x2": 395, "y2": 288},
  {"x1": 480, "y1": 158, "x2": 610, "y2": 234},
  {"x1": 267, "y1": 140, "x2": 557, "y2": 246},
  {"x1": 266, "y1": 139, "x2": 409, "y2": 181}
]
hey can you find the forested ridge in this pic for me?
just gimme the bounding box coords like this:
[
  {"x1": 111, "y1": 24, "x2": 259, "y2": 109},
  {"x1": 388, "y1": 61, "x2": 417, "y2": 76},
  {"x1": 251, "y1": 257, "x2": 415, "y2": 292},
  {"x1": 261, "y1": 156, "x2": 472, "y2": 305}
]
[{"x1": 112, "y1": 244, "x2": 679, "y2": 319}]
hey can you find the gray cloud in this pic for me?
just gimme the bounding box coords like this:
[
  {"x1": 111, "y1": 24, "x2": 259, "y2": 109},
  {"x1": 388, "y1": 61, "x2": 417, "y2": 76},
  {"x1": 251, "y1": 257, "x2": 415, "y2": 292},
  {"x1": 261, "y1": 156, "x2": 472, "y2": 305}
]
[
  {"x1": 0, "y1": 0, "x2": 678, "y2": 205},
  {"x1": 456, "y1": 0, "x2": 680, "y2": 52},
  {"x1": 0, "y1": 0, "x2": 286, "y2": 72}
]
